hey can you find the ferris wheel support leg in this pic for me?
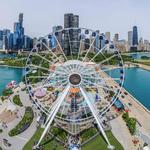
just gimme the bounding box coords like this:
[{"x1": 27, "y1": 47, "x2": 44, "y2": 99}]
[
  {"x1": 80, "y1": 87, "x2": 113, "y2": 148},
  {"x1": 44, "y1": 100, "x2": 61, "y2": 127},
  {"x1": 36, "y1": 85, "x2": 70, "y2": 148}
]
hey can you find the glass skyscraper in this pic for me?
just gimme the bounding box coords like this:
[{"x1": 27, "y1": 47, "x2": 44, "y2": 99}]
[
  {"x1": 64, "y1": 13, "x2": 79, "y2": 55},
  {"x1": 0, "y1": 13, "x2": 33, "y2": 51},
  {"x1": 132, "y1": 26, "x2": 138, "y2": 46}
]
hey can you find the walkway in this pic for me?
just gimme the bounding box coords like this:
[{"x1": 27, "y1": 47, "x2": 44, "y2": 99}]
[{"x1": 0, "y1": 89, "x2": 39, "y2": 150}]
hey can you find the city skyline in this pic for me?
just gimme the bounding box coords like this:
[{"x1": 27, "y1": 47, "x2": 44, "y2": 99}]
[{"x1": 0, "y1": 0, "x2": 150, "y2": 40}]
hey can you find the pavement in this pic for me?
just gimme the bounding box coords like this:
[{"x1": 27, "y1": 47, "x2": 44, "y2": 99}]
[
  {"x1": 110, "y1": 116, "x2": 137, "y2": 150},
  {"x1": 0, "y1": 89, "x2": 39, "y2": 150}
]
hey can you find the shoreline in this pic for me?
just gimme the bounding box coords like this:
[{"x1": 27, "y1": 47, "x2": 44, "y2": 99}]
[
  {"x1": 100, "y1": 71, "x2": 150, "y2": 132},
  {"x1": 125, "y1": 62, "x2": 150, "y2": 71},
  {"x1": 0, "y1": 64, "x2": 25, "y2": 69},
  {"x1": 103, "y1": 71, "x2": 150, "y2": 114},
  {"x1": 101, "y1": 68, "x2": 150, "y2": 114}
]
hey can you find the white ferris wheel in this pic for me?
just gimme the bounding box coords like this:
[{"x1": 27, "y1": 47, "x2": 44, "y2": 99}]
[{"x1": 25, "y1": 27, "x2": 125, "y2": 150}]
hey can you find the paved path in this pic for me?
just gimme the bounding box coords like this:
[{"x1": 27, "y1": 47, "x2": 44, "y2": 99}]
[
  {"x1": 110, "y1": 116, "x2": 135, "y2": 150},
  {"x1": 0, "y1": 89, "x2": 39, "y2": 150}
]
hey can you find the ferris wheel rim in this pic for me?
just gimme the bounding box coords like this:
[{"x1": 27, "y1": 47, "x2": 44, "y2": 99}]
[{"x1": 25, "y1": 27, "x2": 125, "y2": 122}]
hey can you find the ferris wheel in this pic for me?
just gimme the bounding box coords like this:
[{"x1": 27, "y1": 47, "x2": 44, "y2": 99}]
[{"x1": 25, "y1": 27, "x2": 125, "y2": 149}]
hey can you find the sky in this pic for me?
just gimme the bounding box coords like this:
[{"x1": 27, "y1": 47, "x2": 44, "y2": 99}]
[{"x1": 0, "y1": 0, "x2": 150, "y2": 40}]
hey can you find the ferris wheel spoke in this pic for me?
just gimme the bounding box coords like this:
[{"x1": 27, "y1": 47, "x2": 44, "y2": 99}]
[
  {"x1": 80, "y1": 68, "x2": 96, "y2": 76},
  {"x1": 80, "y1": 87, "x2": 111, "y2": 146},
  {"x1": 97, "y1": 67, "x2": 114, "y2": 73},
  {"x1": 41, "y1": 41, "x2": 63, "y2": 64},
  {"x1": 60, "y1": 101, "x2": 68, "y2": 118},
  {"x1": 98, "y1": 54, "x2": 117, "y2": 66},
  {"x1": 36, "y1": 85, "x2": 70, "y2": 147},
  {"x1": 77, "y1": 35, "x2": 84, "y2": 60},
  {"x1": 33, "y1": 52, "x2": 52, "y2": 64},
  {"x1": 82, "y1": 34, "x2": 98, "y2": 62},
  {"x1": 28, "y1": 64, "x2": 50, "y2": 72},
  {"x1": 82, "y1": 78, "x2": 115, "y2": 92},
  {"x1": 83, "y1": 76, "x2": 120, "y2": 82},
  {"x1": 54, "y1": 70, "x2": 69, "y2": 75},
  {"x1": 67, "y1": 30, "x2": 73, "y2": 59},
  {"x1": 27, "y1": 76, "x2": 49, "y2": 79},
  {"x1": 43, "y1": 79, "x2": 68, "y2": 87},
  {"x1": 53, "y1": 34, "x2": 68, "y2": 61},
  {"x1": 88, "y1": 45, "x2": 107, "y2": 62}
]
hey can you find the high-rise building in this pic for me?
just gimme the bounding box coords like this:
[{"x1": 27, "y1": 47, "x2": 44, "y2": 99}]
[
  {"x1": 128, "y1": 31, "x2": 133, "y2": 46},
  {"x1": 138, "y1": 37, "x2": 144, "y2": 51},
  {"x1": 13, "y1": 13, "x2": 24, "y2": 50},
  {"x1": 24, "y1": 35, "x2": 33, "y2": 50},
  {"x1": 95, "y1": 30, "x2": 100, "y2": 52},
  {"x1": 7, "y1": 33, "x2": 13, "y2": 50},
  {"x1": 105, "y1": 32, "x2": 111, "y2": 41},
  {"x1": 52, "y1": 25, "x2": 63, "y2": 48},
  {"x1": 64, "y1": 13, "x2": 79, "y2": 55},
  {"x1": 0, "y1": 30, "x2": 3, "y2": 49},
  {"x1": 0, "y1": 13, "x2": 32, "y2": 51},
  {"x1": 114, "y1": 33, "x2": 119, "y2": 42},
  {"x1": 19, "y1": 13, "x2": 23, "y2": 26},
  {"x1": 132, "y1": 26, "x2": 138, "y2": 46},
  {"x1": 144, "y1": 40, "x2": 150, "y2": 51},
  {"x1": 99, "y1": 33, "x2": 106, "y2": 49},
  {"x1": 2, "y1": 29, "x2": 10, "y2": 50}
]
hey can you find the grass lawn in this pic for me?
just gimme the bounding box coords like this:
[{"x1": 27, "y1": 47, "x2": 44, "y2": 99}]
[
  {"x1": 134, "y1": 59, "x2": 150, "y2": 66},
  {"x1": 82, "y1": 131, "x2": 124, "y2": 150},
  {"x1": 23, "y1": 128, "x2": 123, "y2": 150},
  {"x1": 23, "y1": 128, "x2": 65, "y2": 150},
  {"x1": 13, "y1": 95, "x2": 23, "y2": 107},
  {"x1": 9, "y1": 107, "x2": 34, "y2": 136},
  {"x1": 80, "y1": 127, "x2": 97, "y2": 143}
]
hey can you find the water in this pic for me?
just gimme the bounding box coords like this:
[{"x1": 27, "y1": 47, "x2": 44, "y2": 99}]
[
  {"x1": 0, "y1": 53, "x2": 16, "y2": 59},
  {"x1": 107, "y1": 67, "x2": 150, "y2": 110},
  {"x1": 0, "y1": 66, "x2": 24, "y2": 95},
  {"x1": 129, "y1": 52, "x2": 150, "y2": 59}
]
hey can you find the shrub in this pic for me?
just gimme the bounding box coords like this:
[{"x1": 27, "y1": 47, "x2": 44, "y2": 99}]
[
  {"x1": 122, "y1": 112, "x2": 136, "y2": 135},
  {"x1": 122, "y1": 112, "x2": 129, "y2": 122},
  {"x1": 0, "y1": 129, "x2": 3, "y2": 133},
  {"x1": 2, "y1": 89, "x2": 13, "y2": 96},
  {"x1": 126, "y1": 118, "x2": 136, "y2": 135}
]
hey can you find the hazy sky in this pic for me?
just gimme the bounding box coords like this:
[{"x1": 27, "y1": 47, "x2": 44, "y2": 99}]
[{"x1": 0, "y1": 0, "x2": 150, "y2": 40}]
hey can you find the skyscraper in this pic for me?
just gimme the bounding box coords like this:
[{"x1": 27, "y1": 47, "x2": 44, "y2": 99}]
[
  {"x1": 13, "y1": 13, "x2": 24, "y2": 50},
  {"x1": 132, "y1": 26, "x2": 138, "y2": 46},
  {"x1": 128, "y1": 31, "x2": 133, "y2": 46},
  {"x1": 2, "y1": 29, "x2": 10, "y2": 50},
  {"x1": 19, "y1": 13, "x2": 23, "y2": 26},
  {"x1": 105, "y1": 32, "x2": 111, "y2": 41},
  {"x1": 0, "y1": 30, "x2": 3, "y2": 49},
  {"x1": 0, "y1": 13, "x2": 32, "y2": 51},
  {"x1": 64, "y1": 13, "x2": 79, "y2": 55},
  {"x1": 52, "y1": 25, "x2": 63, "y2": 48},
  {"x1": 114, "y1": 33, "x2": 119, "y2": 42}
]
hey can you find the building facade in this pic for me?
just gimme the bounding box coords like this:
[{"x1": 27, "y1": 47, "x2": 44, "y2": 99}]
[
  {"x1": 64, "y1": 13, "x2": 79, "y2": 55},
  {"x1": 132, "y1": 26, "x2": 138, "y2": 46}
]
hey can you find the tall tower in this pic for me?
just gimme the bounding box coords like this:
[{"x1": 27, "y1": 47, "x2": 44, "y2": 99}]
[
  {"x1": 19, "y1": 13, "x2": 23, "y2": 27},
  {"x1": 64, "y1": 13, "x2": 79, "y2": 55},
  {"x1": 105, "y1": 32, "x2": 111, "y2": 41},
  {"x1": 128, "y1": 31, "x2": 133, "y2": 46},
  {"x1": 114, "y1": 33, "x2": 119, "y2": 42},
  {"x1": 132, "y1": 26, "x2": 138, "y2": 46}
]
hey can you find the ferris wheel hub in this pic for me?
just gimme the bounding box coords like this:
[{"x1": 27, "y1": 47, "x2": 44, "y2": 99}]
[{"x1": 69, "y1": 73, "x2": 82, "y2": 86}]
